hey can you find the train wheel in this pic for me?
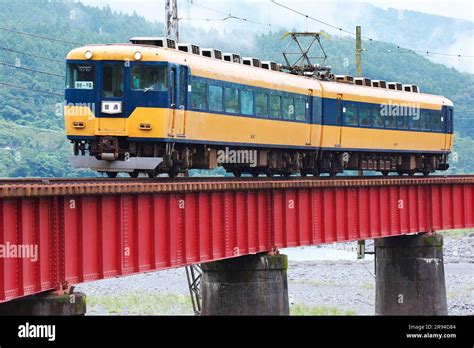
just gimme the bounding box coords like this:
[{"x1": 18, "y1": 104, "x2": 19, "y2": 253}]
[
  {"x1": 106, "y1": 172, "x2": 117, "y2": 178},
  {"x1": 148, "y1": 172, "x2": 157, "y2": 178},
  {"x1": 169, "y1": 170, "x2": 179, "y2": 178},
  {"x1": 397, "y1": 171, "x2": 405, "y2": 176},
  {"x1": 408, "y1": 170, "x2": 416, "y2": 177},
  {"x1": 233, "y1": 171, "x2": 242, "y2": 177},
  {"x1": 381, "y1": 170, "x2": 389, "y2": 177},
  {"x1": 423, "y1": 170, "x2": 430, "y2": 176},
  {"x1": 266, "y1": 171, "x2": 273, "y2": 178},
  {"x1": 129, "y1": 170, "x2": 139, "y2": 178},
  {"x1": 252, "y1": 172, "x2": 259, "y2": 177}
]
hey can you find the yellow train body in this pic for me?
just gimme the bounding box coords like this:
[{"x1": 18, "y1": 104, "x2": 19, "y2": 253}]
[{"x1": 64, "y1": 43, "x2": 453, "y2": 176}]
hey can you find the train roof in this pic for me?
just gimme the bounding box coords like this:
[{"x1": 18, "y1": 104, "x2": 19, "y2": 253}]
[{"x1": 67, "y1": 44, "x2": 453, "y2": 108}]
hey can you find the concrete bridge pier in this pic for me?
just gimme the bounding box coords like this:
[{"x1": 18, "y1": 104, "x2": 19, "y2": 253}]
[
  {"x1": 375, "y1": 233, "x2": 447, "y2": 315},
  {"x1": 0, "y1": 290, "x2": 86, "y2": 316},
  {"x1": 201, "y1": 253, "x2": 289, "y2": 315}
]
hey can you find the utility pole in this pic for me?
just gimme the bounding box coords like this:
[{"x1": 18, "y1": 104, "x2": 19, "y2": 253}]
[
  {"x1": 165, "y1": 0, "x2": 179, "y2": 42},
  {"x1": 355, "y1": 25, "x2": 362, "y2": 77}
]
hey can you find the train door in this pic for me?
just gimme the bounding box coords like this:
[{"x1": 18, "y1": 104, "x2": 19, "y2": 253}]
[
  {"x1": 169, "y1": 65, "x2": 187, "y2": 137},
  {"x1": 168, "y1": 66, "x2": 177, "y2": 136},
  {"x1": 177, "y1": 66, "x2": 188, "y2": 137},
  {"x1": 305, "y1": 89, "x2": 313, "y2": 145},
  {"x1": 444, "y1": 106, "x2": 453, "y2": 150},
  {"x1": 335, "y1": 93, "x2": 343, "y2": 147}
]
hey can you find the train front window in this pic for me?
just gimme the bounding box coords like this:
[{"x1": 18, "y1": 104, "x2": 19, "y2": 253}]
[
  {"x1": 66, "y1": 63, "x2": 95, "y2": 89},
  {"x1": 103, "y1": 64, "x2": 124, "y2": 97},
  {"x1": 131, "y1": 65, "x2": 167, "y2": 91}
]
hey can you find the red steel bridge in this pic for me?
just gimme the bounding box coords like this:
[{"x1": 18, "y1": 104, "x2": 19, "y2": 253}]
[{"x1": 0, "y1": 175, "x2": 473, "y2": 303}]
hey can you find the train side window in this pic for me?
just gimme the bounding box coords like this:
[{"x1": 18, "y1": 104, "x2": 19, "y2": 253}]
[
  {"x1": 224, "y1": 87, "x2": 239, "y2": 113},
  {"x1": 411, "y1": 110, "x2": 421, "y2": 130},
  {"x1": 373, "y1": 105, "x2": 384, "y2": 128},
  {"x1": 256, "y1": 92, "x2": 268, "y2": 117},
  {"x1": 294, "y1": 98, "x2": 306, "y2": 121},
  {"x1": 209, "y1": 85, "x2": 223, "y2": 112},
  {"x1": 190, "y1": 81, "x2": 207, "y2": 110},
  {"x1": 282, "y1": 96, "x2": 294, "y2": 120},
  {"x1": 359, "y1": 105, "x2": 371, "y2": 127},
  {"x1": 269, "y1": 94, "x2": 281, "y2": 118},
  {"x1": 421, "y1": 110, "x2": 431, "y2": 131},
  {"x1": 313, "y1": 97, "x2": 322, "y2": 124},
  {"x1": 385, "y1": 115, "x2": 396, "y2": 129},
  {"x1": 383, "y1": 104, "x2": 396, "y2": 129},
  {"x1": 431, "y1": 110, "x2": 443, "y2": 132},
  {"x1": 343, "y1": 102, "x2": 357, "y2": 126},
  {"x1": 241, "y1": 90, "x2": 254, "y2": 116},
  {"x1": 131, "y1": 65, "x2": 167, "y2": 91},
  {"x1": 397, "y1": 112, "x2": 409, "y2": 129}
]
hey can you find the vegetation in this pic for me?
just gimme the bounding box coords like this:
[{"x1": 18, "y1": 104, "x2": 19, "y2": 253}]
[
  {"x1": 86, "y1": 293, "x2": 192, "y2": 315},
  {"x1": 438, "y1": 228, "x2": 474, "y2": 238},
  {"x1": 290, "y1": 304, "x2": 357, "y2": 316},
  {"x1": 0, "y1": 0, "x2": 472, "y2": 177}
]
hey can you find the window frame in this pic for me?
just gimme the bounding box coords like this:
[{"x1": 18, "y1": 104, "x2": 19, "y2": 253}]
[
  {"x1": 282, "y1": 95, "x2": 295, "y2": 120},
  {"x1": 255, "y1": 92, "x2": 268, "y2": 117},
  {"x1": 240, "y1": 89, "x2": 255, "y2": 116},
  {"x1": 224, "y1": 87, "x2": 240, "y2": 114},
  {"x1": 66, "y1": 62, "x2": 96, "y2": 90},
  {"x1": 372, "y1": 105, "x2": 384, "y2": 128},
  {"x1": 208, "y1": 84, "x2": 223, "y2": 112},
  {"x1": 358, "y1": 104, "x2": 372, "y2": 127},
  {"x1": 269, "y1": 94, "x2": 282, "y2": 119},
  {"x1": 190, "y1": 81, "x2": 208, "y2": 111},
  {"x1": 420, "y1": 110, "x2": 431, "y2": 131},
  {"x1": 130, "y1": 64, "x2": 168, "y2": 92},
  {"x1": 343, "y1": 102, "x2": 358, "y2": 126},
  {"x1": 294, "y1": 97, "x2": 307, "y2": 121}
]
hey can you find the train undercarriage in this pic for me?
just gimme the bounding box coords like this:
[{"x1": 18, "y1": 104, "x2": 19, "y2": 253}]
[{"x1": 71, "y1": 137, "x2": 449, "y2": 178}]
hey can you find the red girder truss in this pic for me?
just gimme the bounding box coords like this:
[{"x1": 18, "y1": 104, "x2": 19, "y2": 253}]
[{"x1": 0, "y1": 176, "x2": 473, "y2": 302}]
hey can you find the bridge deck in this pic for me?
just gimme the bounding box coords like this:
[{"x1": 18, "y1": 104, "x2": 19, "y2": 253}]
[{"x1": 0, "y1": 175, "x2": 473, "y2": 302}]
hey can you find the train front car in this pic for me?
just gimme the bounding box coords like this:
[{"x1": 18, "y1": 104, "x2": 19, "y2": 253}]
[
  {"x1": 64, "y1": 39, "x2": 454, "y2": 178},
  {"x1": 65, "y1": 43, "x2": 187, "y2": 178}
]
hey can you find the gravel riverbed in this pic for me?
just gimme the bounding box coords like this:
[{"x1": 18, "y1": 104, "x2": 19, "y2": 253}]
[{"x1": 76, "y1": 234, "x2": 473, "y2": 315}]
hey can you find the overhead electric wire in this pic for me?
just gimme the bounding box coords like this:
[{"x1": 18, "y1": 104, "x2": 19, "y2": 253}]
[
  {"x1": 0, "y1": 26, "x2": 82, "y2": 46},
  {"x1": 270, "y1": 0, "x2": 474, "y2": 59},
  {"x1": 0, "y1": 45, "x2": 64, "y2": 63},
  {"x1": 271, "y1": 0, "x2": 358, "y2": 37},
  {"x1": 0, "y1": 61, "x2": 64, "y2": 78},
  {"x1": 188, "y1": 0, "x2": 285, "y2": 30},
  {"x1": 0, "y1": 82, "x2": 63, "y2": 97}
]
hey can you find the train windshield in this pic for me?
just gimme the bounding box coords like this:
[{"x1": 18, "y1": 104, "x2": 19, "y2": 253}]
[
  {"x1": 102, "y1": 63, "x2": 124, "y2": 97},
  {"x1": 131, "y1": 65, "x2": 167, "y2": 92},
  {"x1": 66, "y1": 63, "x2": 95, "y2": 90}
]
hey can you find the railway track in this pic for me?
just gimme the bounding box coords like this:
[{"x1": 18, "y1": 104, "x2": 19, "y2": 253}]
[
  {"x1": 1, "y1": 174, "x2": 473, "y2": 185},
  {"x1": 0, "y1": 175, "x2": 473, "y2": 198}
]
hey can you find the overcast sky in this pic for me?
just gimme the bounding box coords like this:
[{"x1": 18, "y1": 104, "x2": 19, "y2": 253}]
[{"x1": 80, "y1": 0, "x2": 474, "y2": 23}]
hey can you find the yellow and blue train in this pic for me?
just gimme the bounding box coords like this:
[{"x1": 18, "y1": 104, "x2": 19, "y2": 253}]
[{"x1": 64, "y1": 38, "x2": 453, "y2": 177}]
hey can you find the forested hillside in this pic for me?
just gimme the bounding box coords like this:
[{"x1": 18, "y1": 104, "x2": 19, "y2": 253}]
[{"x1": 0, "y1": 0, "x2": 472, "y2": 177}]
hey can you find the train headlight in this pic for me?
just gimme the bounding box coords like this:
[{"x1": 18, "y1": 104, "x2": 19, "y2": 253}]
[
  {"x1": 134, "y1": 51, "x2": 142, "y2": 61},
  {"x1": 84, "y1": 51, "x2": 93, "y2": 60}
]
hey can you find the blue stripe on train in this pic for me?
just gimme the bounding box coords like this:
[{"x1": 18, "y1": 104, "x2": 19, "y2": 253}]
[{"x1": 65, "y1": 60, "x2": 453, "y2": 134}]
